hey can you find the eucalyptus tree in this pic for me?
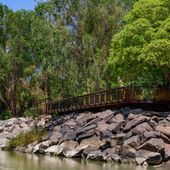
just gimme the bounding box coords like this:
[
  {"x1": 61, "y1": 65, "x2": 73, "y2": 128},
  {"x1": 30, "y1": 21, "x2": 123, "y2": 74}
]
[{"x1": 35, "y1": 0, "x2": 123, "y2": 94}]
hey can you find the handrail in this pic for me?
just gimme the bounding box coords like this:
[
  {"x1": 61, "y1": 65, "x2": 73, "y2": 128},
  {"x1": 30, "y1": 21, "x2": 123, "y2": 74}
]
[{"x1": 44, "y1": 86, "x2": 170, "y2": 114}]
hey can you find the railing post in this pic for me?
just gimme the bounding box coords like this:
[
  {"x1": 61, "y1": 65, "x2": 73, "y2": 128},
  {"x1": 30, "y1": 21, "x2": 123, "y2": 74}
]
[
  {"x1": 93, "y1": 95, "x2": 96, "y2": 105},
  {"x1": 89, "y1": 95, "x2": 91, "y2": 106},
  {"x1": 99, "y1": 93, "x2": 101, "y2": 104},
  {"x1": 110, "y1": 92, "x2": 113, "y2": 103},
  {"x1": 83, "y1": 96, "x2": 86, "y2": 107},
  {"x1": 104, "y1": 92, "x2": 107, "y2": 104}
]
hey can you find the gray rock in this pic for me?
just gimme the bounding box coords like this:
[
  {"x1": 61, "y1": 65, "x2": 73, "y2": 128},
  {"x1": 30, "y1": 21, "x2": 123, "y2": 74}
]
[
  {"x1": 53, "y1": 126, "x2": 61, "y2": 132},
  {"x1": 99, "y1": 130, "x2": 113, "y2": 140},
  {"x1": 149, "y1": 119, "x2": 157, "y2": 128},
  {"x1": 85, "y1": 117, "x2": 102, "y2": 127},
  {"x1": 114, "y1": 113, "x2": 124, "y2": 122},
  {"x1": 142, "y1": 131, "x2": 170, "y2": 144},
  {"x1": 124, "y1": 116, "x2": 150, "y2": 132},
  {"x1": 80, "y1": 136, "x2": 104, "y2": 149},
  {"x1": 33, "y1": 143, "x2": 41, "y2": 154},
  {"x1": 107, "y1": 122, "x2": 124, "y2": 133},
  {"x1": 76, "y1": 130, "x2": 94, "y2": 142},
  {"x1": 49, "y1": 131, "x2": 62, "y2": 144},
  {"x1": 135, "y1": 150, "x2": 162, "y2": 165},
  {"x1": 115, "y1": 133, "x2": 126, "y2": 145},
  {"x1": 106, "y1": 154, "x2": 121, "y2": 163},
  {"x1": 146, "y1": 152, "x2": 162, "y2": 165},
  {"x1": 87, "y1": 150, "x2": 105, "y2": 161},
  {"x1": 63, "y1": 119, "x2": 76, "y2": 128},
  {"x1": 0, "y1": 127, "x2": 4, "y2": 133},
  {"x1": 124, "y1": 135, "x2": 140, "y2": 148},
  {"x1": 128, "y1": 113, "x2": 140, "y2": 120},
  {"x1": 45, "y1": 140, "x2": 78, "y2": 156},
  {"x1": 82, "y1": 146, "x2": 99, "y2": 158},
  {"x1": 156, "y1": 125, "x2": 170, "y2": 137},
  {"x1": 138, "y1": 138, "x2": 165, "y2": 153},
  {"x1": 63, "y1": 131, "x2": 77, "y2": 141},
  {"x1": 131, "y1": 122, "x2": 152, "y2": 135},
  {"x1": 45, "y1": 145, "x2": 63, "y2": 155},
  {"x1": 120, "y1": 145, "x2": 136, "y2": 159},
  {"x1": 96, "y1": 110, "x2": 113, "y2": 119},
  {"x1": 39, "y1": 141, "x2": 51, "y2": 153},
  {"x1": 63, "y1": 145, "x2": 88, "y2": 158},
  {"x1": 96, "y1": 123, "x2": 109, "y2": 132},
  {"x1": 164, "y1": 144, "x2": 170, "y2": 161},
  {"x1": 76, "y1": 124, "x2": 97, "y2": 135},
  {"x1": 136, "y1": 157, "x2": 146, "y2": 165}
]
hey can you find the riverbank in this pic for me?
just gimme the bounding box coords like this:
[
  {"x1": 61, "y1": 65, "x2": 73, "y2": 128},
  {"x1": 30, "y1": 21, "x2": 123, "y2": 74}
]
[
  {"x1": 2, "y1": 150, "x2": 170, "y2": 170},
  {"x1": 1, "y1": 108, "x2": 170, "y2": 166}
]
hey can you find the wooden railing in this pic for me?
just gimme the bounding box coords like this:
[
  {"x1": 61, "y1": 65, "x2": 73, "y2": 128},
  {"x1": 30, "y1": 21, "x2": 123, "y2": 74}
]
[{"x1": 44, "y1": 86, "x2": 170, "y2": 114}]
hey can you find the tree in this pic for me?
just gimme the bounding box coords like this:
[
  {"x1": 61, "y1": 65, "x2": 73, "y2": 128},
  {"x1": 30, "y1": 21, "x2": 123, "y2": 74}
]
[{"x1": 108, "y1": 0, "x2": 170, "y2": 87}]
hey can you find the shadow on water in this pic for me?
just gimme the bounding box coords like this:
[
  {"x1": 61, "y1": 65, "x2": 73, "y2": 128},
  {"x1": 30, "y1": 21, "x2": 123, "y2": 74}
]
[{"x1": 0, "y1": 151, "x2": 169, "y2": 170}]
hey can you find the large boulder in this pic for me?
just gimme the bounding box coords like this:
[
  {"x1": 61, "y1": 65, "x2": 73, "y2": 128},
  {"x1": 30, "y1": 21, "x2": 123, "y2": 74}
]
[
  {"x1": 45, "y1": 145, "x2": 63, "y2": 155},
  {"x1": 107, "y1": 122, "x2": 124, "y2": 133},
  {"x1": 33, "y1": 143, "x2": 41, "y2": 154},
  {"x1": 63, "y1": 119, "x2": 76, "y2": 128},
  {"x1": 115, "y1": 133, "x2": 126, "y2": 145},
  {"x1": 80, "y1": 136, "x2": 104, "y2": 149},
  {"x1": 124, "y1": 135, "x2": 140, "y2": 149},
  {"x1": 131, "y1": 122, "x2": 152, "y2": 135},
  {"x1": 63, "y1": 145, "x2": 88, "y2": 158},
  {"x1": 141, "y1": 131, "x2": 170, "y2": 144},
  {"x1": 96, "y1": 123, "x2": 109, "y2": 132},
  {"x1": 138, "y1": 138, "x2": 165, "y2": 153},
  {"x1": 96, "y1": 110, "x2": 113, "y2": 119},
  {"x1": 164, "y1": 144, "x2": 170, "y2": 161},
  {"x1": 86, "y1": 150, "x2": 105, "y2": 161},
  {"x1": 124, "y1": 116, "x2": 149, "y2": 132},
  {"x1": 49, "y1": 131, "x2": 62, "y2": 144},
  {"x1": 76, "y1": 130, "x2": 94, "y2": 142},
  {"x1": 119, "y1": 145, "x2": 136, "y2": 159},
  {"x1": 99, "y1": 130, "x2": 113, "y2": 140},
  {"x1": 82, "y1": 146, "x2": 100, "y2": 158},
  {"x1": 76, "y1": 124, "x2": 97, "y2": 135},
  {"x1": 63, "y1": 131, "x2": 77, "y2": 141},
  {"x1": 156, "y1": 125, "x2": 170, "y2": 137},
  {"x1": 135, "y1": 150, "x2": 162, "y2": 165},
  {"x1": 45, "y1": 140, "x2": 78, "y2": 156}
]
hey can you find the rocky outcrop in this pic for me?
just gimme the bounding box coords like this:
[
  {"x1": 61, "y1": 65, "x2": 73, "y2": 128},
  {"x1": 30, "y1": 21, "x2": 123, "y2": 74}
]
[
  {"x1": 0, "y1": 116, "x2": 51, "y2": 148},
  {"x1": 5, "y1": 108, "x2": 170, "y2": 166}
]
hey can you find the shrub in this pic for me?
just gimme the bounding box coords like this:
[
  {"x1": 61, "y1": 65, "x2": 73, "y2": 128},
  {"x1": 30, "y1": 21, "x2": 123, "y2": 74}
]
[
  {"x1": 7, "y1": 129, "x2": 46, "y2": 150},
  {"x1": 0, "y1": 111, "x2": 11, "y2": 120},
  {"x1": 23, "y1": 107, "x2": 39, "y2": 118}
]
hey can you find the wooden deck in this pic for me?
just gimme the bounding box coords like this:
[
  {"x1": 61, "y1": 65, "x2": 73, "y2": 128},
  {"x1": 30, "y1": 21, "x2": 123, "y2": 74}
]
[{"x1": 44, "y1": 86, "x2": 170, "y2": 114}]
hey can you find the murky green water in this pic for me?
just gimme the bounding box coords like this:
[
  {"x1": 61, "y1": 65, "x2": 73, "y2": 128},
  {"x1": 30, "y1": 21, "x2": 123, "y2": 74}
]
[{"x1": 0, "y1": 151, "x2": 169, "y2": 170}]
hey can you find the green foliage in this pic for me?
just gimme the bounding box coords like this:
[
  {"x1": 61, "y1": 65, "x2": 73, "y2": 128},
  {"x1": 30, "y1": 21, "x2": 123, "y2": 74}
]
[
  {"x1": 23, "y1": 107, "x2": 38, "y2": 118},
  {"x1": 109, "y1": 0, "x2": 170, "y2": 86},
  {"x1": 0, "y1": 111, "x2": 11, "y2": 120},
  {"x1": 0, "y1": 0, "x2": 142, "y2": 117},
  {"x1": 7, "y1": 130, "x2": 46, "y2": 150}
]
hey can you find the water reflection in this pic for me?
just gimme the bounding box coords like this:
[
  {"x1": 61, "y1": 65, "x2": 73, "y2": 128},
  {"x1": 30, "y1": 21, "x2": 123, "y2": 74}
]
[{"x1": 0, "y1": 151, "x2": 169, "y2": 170}]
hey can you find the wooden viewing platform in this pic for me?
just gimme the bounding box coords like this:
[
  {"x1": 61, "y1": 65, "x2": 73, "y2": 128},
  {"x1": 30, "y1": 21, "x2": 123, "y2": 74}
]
[{"x1": 44, "y1": 86, "x2": 170, "y2": 114}]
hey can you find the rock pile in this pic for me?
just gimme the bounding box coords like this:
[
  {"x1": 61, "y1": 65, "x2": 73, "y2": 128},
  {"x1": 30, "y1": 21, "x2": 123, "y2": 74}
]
[
  {"x1": 0, "y1": 116, "x2": 50, "y2": 148},
  {"x1": 11, "y1": 108, "x2": 170, "y2": 165}
]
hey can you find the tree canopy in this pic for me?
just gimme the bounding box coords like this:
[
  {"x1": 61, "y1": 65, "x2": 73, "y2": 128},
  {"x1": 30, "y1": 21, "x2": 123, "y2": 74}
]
[
  {"x1": 109, "y1": 0, "x2": 170, "y2": 86},
  {"x1": 0, "y1": 0, "x2": 169, "y2": 118}
]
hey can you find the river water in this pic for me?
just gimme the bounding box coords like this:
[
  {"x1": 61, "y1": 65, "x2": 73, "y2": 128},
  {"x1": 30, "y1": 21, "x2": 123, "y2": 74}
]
[{"x1": 0, "y1": 151, "x2": 169, "y2": 170}]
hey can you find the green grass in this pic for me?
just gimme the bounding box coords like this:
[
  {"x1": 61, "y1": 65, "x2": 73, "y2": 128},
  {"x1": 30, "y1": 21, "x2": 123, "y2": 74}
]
[{"x1": 7, "y1": 129, "x2": 46, "y2": 150}]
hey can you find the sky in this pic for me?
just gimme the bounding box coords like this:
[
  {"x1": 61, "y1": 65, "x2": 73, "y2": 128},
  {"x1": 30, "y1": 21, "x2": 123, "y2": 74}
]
[{"x1": 0, "y1": 0, "x2": 36, "y2": 11}]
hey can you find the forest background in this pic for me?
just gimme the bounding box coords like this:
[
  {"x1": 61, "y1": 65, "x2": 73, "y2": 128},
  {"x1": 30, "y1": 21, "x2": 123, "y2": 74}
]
[{"x1": 0, "y1": 0, "x2": 169, "y2": 118}]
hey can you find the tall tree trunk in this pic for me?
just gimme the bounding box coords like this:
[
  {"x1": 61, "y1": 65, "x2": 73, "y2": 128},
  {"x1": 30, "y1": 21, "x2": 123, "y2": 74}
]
[
  {"x1": 11, "y1": 73, "x2": 18, "y2": 117},
  {"x1": 44, "y1": 73, "x2": 50, "y2": 114}
]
